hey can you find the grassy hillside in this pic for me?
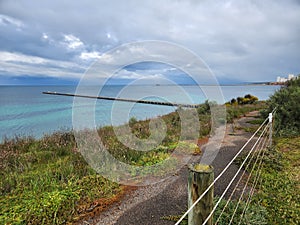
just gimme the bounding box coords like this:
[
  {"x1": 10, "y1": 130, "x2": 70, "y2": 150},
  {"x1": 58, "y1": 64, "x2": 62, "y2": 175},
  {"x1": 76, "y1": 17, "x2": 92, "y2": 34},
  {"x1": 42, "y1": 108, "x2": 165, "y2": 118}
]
[{"x1": 0, "y1": 133, "x2": 122, "y2": 224}]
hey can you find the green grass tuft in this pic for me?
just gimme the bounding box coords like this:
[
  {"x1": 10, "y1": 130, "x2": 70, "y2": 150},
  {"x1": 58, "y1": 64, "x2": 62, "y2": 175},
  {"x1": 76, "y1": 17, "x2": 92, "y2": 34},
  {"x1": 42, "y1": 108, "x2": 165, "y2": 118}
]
[{"x1": 161, "y1": 197, "x2": 268, "y2": 225}]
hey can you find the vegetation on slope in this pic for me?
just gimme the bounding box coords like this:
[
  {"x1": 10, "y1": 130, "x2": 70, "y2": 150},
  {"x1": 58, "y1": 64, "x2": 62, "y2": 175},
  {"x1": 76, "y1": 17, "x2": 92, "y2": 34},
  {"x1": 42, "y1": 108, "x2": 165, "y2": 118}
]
[
  {"x1": 238, "y1": 136, "x2": 300, "y2": 225},
  {"x1": 226, "y1": 94, "x2": 259, "y2": 106},
  {"x1": 0, "y1": 133, "x2": 122, "y2": 224},
  {"x1": 263, "y1": 77, "x2": 300, "y2": 136},
  {"x1": 253, "y1": 137, "x2": 300, "y2": 225},
  {"x1": 226, "y1": 100, "x2": 266, "y2": 123},
  {"x1": 239, "y1": 78, "x2": 300, "y2": 224},
  {"x1": 255, "y1": 79, "x2": 300, "y2": 224}
]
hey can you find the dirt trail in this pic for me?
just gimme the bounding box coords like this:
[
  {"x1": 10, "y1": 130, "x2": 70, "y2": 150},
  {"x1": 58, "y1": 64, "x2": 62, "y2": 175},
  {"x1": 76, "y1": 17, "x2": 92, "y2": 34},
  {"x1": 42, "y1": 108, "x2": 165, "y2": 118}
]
[{"x1": 77, "y1": 111, "x2": 261, "y2": 225}]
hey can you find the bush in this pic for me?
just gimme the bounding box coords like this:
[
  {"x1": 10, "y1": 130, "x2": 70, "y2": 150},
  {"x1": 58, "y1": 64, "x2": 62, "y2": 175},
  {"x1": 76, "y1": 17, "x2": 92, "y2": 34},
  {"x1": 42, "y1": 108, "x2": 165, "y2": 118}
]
[
  {"x1": 197, "y1": 100, "x2": 211, "y2": 115},
  {"x1": 129, "y1": 116, "x2": 138, "y2": 127},
  {"x1": 227, "y1": 94, "x2": 258, "y2": 105},
  {"x1": 264, "y1": 77, "x2": 300, "y2": 136}
]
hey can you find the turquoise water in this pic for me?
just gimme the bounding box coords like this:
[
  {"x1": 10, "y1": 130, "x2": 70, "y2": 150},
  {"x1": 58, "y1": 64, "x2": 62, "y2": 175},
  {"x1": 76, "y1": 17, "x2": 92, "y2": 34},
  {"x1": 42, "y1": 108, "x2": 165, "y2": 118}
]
[{"x1": 0, "y1": 85, "x2": 280, "y2": 142}]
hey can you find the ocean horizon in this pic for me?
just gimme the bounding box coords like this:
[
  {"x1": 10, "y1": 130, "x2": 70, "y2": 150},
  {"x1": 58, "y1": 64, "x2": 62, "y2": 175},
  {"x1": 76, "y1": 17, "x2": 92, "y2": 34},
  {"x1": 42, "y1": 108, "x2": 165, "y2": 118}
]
[{"x1": 0, "y1": 84, "x2": 281, "y2": 142}]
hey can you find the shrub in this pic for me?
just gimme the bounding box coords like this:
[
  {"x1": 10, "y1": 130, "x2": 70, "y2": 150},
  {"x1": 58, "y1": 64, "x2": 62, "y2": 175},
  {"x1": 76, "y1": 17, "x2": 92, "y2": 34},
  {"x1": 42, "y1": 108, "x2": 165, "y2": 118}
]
[
  {"x1": 230, "y1": 98, "x2": 237, "y2": 105},
  {"x1": 227, "y1": 94, "x2": 258, "y2": 105},
  {"x1": 197, "y1": 100, "x2": 211, "y2": 115},
  {"x1": 263, "y1": 76, "x2": 300, "y2": 136},
  {"x1": 129, "y1": 116, "x2": 138, "y2": 127}
]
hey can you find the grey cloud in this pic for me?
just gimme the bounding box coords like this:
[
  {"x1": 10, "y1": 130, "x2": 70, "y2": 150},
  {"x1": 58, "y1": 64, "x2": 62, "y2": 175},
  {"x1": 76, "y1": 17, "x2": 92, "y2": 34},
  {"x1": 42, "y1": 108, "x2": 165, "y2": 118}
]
[{"x1": 0, "y1": 0, "x2": 299, "y2": 82}]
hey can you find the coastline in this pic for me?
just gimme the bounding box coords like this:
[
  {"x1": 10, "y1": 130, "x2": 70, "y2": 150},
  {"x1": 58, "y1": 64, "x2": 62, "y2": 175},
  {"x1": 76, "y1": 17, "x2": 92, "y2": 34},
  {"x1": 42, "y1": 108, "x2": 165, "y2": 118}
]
[{"x1": 0, "y1": 85, "x2": 280, "y2": 143}]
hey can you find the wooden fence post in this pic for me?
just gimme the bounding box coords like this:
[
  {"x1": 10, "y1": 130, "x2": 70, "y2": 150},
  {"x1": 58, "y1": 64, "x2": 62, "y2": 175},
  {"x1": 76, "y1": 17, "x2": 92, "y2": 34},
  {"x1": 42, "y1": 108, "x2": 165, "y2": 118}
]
[{"x1": 188, "y1": 164, "x2": 214, "y2": 225}]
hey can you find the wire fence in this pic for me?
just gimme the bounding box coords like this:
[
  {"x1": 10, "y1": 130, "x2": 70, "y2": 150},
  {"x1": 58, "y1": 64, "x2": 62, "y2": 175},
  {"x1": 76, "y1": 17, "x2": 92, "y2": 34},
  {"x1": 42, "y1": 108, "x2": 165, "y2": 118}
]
[{"x1": 175, "y1": 109, "x2": 275, "y2": 225}]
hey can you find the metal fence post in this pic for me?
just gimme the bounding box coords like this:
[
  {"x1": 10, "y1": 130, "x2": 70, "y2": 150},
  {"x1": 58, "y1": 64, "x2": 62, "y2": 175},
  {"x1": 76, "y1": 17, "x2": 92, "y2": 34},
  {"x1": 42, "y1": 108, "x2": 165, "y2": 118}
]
[
  {"x1": 269, "y1": 113, "x2": 273, "y2": 147},
  {"x1": 188, "y1": 164, "x2": 214, "y2": 225}
]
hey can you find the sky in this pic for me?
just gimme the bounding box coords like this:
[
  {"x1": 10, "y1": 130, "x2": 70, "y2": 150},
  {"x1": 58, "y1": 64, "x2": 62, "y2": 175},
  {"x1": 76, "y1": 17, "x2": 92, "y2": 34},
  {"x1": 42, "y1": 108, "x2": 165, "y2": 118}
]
[{"x1": 0, "y1": 0, "x2": 300, "y2": 85}]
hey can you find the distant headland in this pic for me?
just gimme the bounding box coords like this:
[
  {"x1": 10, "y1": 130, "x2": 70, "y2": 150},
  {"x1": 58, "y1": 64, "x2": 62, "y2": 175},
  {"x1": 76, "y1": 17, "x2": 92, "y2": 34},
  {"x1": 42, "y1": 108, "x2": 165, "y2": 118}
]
[{"x1": 268, "y1": 73, "x2": 299, "y2": 85}]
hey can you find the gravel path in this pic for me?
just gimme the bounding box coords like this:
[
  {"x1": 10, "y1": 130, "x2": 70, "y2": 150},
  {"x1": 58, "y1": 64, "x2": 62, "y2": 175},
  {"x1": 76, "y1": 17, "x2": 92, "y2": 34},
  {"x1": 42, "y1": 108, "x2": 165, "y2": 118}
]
[{"x1": 78, "y1": 112, "x2": 261, "y2": 225}]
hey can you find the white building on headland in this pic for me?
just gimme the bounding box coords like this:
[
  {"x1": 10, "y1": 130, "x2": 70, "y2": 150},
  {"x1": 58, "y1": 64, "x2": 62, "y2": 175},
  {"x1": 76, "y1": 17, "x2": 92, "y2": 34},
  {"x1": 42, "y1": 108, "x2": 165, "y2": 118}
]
[
  {"x1": 277, "y1": 76, "x2": 287, "y2": 82},
  {"x1": 277, "y1": 74, "x2": 296, "y2": 82},
  {"x1": 288, "y1": 74, "x2": 295, "y2": 80}
]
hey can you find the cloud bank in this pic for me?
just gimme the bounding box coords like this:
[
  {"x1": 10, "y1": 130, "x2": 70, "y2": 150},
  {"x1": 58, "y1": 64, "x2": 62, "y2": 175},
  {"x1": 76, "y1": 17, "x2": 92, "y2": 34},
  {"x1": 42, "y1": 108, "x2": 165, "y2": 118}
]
[{"x1": 0, "y1": 0, "x2": 300, "y2": 84}]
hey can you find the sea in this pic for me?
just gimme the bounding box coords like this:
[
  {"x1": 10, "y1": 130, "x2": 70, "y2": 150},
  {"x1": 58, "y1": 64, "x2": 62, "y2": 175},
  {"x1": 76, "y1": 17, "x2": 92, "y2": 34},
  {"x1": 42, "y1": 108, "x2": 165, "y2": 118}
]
[{"x1": 0, "y1": 85, "x2": 281, "y2": 143}]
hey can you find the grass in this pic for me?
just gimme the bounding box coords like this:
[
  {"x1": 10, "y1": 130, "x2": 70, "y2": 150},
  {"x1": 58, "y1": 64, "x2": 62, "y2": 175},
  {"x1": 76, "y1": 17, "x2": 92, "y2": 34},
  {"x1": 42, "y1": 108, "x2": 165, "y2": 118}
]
[
  {"x1": 0, "y1": 133, "x2": 122, "y2": 224},
  {"x1": 252, "y1": 136, "x2": 300, "y2": 225},
  {"x1": 161, "y1": 197, "x2": 268, "y2": 225},
  {"x1": 95, "y1": 107, "x2": 212, "y2": 167},
  {"x1": 235, "y1": 136, "x2": 300, "y2": 225},
  {"x1": 226, "y1": 101, "x2": 267, "y2": 123},
  {"x1": 246, "y1": 118, "x2": 265, "y2": 125}
]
